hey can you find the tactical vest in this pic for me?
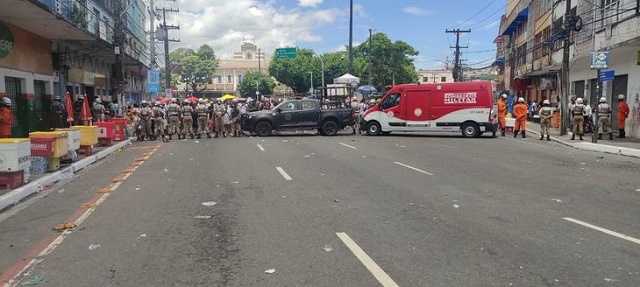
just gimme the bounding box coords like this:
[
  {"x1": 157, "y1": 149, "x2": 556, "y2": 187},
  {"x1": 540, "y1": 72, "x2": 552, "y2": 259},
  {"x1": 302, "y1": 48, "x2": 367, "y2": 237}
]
[
  {"x1": 152, "y1": 107, "x2": 162, "y2": 118},
  {"x1": 598, "y1": 104, "x2": 611, "y2": 115},
  {"x1": 168, "y1": 104, "x2": 180, "y2": 116},
  {"x1": 182, "y1": 106, "x2": 193, "y2": 114},
  {"x1": 92, "y1": 104, "x2": 103, "y2": 115},
  {"x1": 196, "y1": 105, "x2": 208, "y2": 117},
  {"x1": 540, "y1": 107, "x2": 552, "y2": 117},
  {"x1": 573, "y1": 104, "x2": 584, "y2": 115},
  {"x1": 140, "y1": 107, "x2": 151, "y2": 118}
]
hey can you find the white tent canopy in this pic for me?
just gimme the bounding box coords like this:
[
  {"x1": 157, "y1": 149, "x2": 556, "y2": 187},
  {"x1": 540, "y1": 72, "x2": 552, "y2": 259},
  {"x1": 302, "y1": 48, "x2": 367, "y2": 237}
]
[{"x1": 333, "y1": 73, "x2": 360, "y2": 86}]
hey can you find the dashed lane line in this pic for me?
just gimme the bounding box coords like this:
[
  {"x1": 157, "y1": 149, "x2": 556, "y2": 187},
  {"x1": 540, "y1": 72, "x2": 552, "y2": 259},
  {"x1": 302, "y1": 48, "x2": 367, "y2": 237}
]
[
  {"x1": 339, "y1": 142, "x2": 357, "y2": 149},
  {"x1": 275, "y1": 166, "x2": 293, "y2": 181},
  {"x1": 563, "y1": 217, "x2": 640, "y2": 245},
  {"x1": 336, "y1": 232, "x2": 399, "y2": 287},
  {"x1": 393, "y1": 161, "x2": 434, "y2": 176},
  {"x1": 257, "y1": 144, "x2": 265, "y2": 151}
]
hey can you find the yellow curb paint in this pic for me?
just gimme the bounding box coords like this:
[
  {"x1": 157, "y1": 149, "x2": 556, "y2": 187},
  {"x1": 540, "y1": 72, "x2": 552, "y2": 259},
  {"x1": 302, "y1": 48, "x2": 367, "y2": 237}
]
[
  {"x1": 81, "y1": 203, "x2": 95, "y2": 208},
  {"x1": 98, "y1": 188, "x2": 112, "y2": 193}
]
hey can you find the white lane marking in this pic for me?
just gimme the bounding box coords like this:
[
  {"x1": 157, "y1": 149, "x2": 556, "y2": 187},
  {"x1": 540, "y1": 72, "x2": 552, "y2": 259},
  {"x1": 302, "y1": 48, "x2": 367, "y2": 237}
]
[
  {"x1": 276, "y1": 167, "x2": 293, "y2": 181},
  {"x1": 336, "y1": 232, "x2": 400, "y2": 287},
  {"x1": 257, "y1": 144, "x2": 265, "y2": 151},
  {"x1": 393, "y1": 161, "x2": 434, "y2": 176},
  {"x1": 433, "y1": 143, "x2": 455, "y2": 149},
  {"x1": 339, "y1": 142, "x2": 357, "y2": 149},
  {"x1": 564, "y1": 217, "x2": 640, "y2": 245}
]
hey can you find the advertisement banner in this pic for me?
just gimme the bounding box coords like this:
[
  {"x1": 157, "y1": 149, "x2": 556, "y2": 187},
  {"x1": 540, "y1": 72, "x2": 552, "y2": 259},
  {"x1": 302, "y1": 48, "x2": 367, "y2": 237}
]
[{"x1": 147, "y1": 70, "x2": 160, "y2": 93}]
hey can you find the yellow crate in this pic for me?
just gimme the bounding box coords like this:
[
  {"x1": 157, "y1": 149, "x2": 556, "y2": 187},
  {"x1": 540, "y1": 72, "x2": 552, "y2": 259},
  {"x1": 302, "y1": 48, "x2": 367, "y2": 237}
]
[
  {"x1": 29, "y1": 131, "x2": 68, "y2": 158},
  {"x1": 72, "y1": 125, "x2": 99, "y2": 146}
]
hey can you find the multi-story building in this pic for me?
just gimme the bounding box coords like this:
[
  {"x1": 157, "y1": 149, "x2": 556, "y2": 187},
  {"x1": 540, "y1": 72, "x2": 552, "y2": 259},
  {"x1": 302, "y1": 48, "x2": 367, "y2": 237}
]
[
  {"x1": 417, "y1": 70, "x2": 453, "y2": 84},
  {"x1": 0, "y1": 0, "x2": 148, "y2": 137},
  {"x1": 495, "y1": 0, "x2": 640, "y2": 138}
]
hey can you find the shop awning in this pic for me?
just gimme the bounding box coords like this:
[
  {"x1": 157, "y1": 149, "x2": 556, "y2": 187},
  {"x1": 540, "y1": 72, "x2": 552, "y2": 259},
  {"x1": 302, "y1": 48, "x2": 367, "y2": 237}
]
[
  {"x1": 493, "y1": 57, "x2": 505, "y2": 65},
  {"x1": 501, "y1": 7, "x2": 529, "y2": 36}
]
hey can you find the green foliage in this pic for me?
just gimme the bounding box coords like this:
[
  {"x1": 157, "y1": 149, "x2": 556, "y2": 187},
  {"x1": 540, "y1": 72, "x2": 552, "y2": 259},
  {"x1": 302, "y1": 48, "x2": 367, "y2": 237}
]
[
  {"x1": 237, "y1": 71, "x2": 275, "y2": 99},
  {"x1": 169, "y1": 45, "x2": 218, "y2": 93},
  {"x1": 474, "y1": 73, "x2": 498, "y2": 81}
]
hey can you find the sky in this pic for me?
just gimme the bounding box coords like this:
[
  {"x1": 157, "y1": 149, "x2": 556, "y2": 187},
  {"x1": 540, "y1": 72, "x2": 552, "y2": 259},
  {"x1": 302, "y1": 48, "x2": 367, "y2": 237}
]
[{"x1": 163, "y1": 0, "x2": 504, "y2": 70}]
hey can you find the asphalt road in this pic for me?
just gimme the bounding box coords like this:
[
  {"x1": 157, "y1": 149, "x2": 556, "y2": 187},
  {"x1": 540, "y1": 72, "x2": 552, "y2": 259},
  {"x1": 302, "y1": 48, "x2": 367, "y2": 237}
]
[{"x1": 1, "y1": 131, "x2": 639, "y2": 287}]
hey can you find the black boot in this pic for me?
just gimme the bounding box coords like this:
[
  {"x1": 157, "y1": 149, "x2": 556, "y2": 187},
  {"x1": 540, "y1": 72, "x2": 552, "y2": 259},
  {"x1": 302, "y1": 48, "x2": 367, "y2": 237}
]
[
  {"x1": 501, "y1": 130, "x2": 505, "y2": 137},
  {"x1": 214, "y1": 132, "x2": 219, "y2": 138},
  {"x1": 207, "y1": 133, "x2": 212, "y2": 139},
  {"x1": 579, "y1": 134, "x2": 583, "y2": 140},
  {"x1": 522, "y1": 131, "x2": 526, "y2": 138},
  {"x1": 598, "y1": 133, "x2": 602, "y2": 140},
  {"x1": 197, "y1": 134, "x2": 201, "y2": 139},
  {"x1": 570, "y1": 134, "x2": 575, "y2": 140},
  {"x1": 513, "y1": 131, "x2": 518, "y2": 138},
  {"x1": 546, "y1": 135, "x2": 550, "y2": 141},
  {"x1": 619, "y1": 129, "x2": 626, "y2": 138},
  {"x1": 168, "y1": 135, "x2": 172, "y2": 140},
  {"x1": 609, "y1": 133, "x2": 613, "y2": 140},
  {"x1": 190, "y1": 134, "x2": 194, "y2": 139},
  {"x1": 540, "y1": 134, "x2": 544, "y2": 140}
]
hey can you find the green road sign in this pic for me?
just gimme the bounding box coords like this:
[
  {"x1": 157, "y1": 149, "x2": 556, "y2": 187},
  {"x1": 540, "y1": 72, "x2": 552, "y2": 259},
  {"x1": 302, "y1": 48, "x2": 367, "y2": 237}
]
[{"x1": 276, "y1": 48, "x2": 297, "y2": 59}]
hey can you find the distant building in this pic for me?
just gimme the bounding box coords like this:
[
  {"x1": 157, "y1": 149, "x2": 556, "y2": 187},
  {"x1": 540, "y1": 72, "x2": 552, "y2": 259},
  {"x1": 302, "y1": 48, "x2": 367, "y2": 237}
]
[{"x1": 418, "y1": 70, "x2": 453, "y2": 84}]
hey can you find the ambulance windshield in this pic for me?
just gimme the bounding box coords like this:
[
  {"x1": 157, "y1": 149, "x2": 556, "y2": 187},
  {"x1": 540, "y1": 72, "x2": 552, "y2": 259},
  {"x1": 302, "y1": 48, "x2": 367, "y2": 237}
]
[{"x1": 380, "y1": 93, "x2": 401, "y2": 109}]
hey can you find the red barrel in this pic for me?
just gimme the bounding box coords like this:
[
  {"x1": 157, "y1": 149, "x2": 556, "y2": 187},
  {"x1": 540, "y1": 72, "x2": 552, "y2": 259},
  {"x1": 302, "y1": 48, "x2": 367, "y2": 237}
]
[{"x1": 111, "y1": 118, "x2": 127, "y2": 141}]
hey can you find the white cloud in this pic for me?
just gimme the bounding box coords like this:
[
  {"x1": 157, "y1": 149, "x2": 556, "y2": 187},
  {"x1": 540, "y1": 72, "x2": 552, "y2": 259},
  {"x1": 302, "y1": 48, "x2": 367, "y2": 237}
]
[
  {"x1": 403, "y1": 6, "x2": 430, "y2": 16},
  {"x1": 170, "y1": 0, "x2": 343, "y2": 61},
  {"x1": 298, "y1": 0, "x2": 323, "y2": 8}
]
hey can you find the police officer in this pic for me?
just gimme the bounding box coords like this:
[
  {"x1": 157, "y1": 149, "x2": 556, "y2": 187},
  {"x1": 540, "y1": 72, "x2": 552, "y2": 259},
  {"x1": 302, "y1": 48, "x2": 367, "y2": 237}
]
[
  {"x1": 73, "y1": 94, "x2": 84, "y2": 125},
  {"x1": 195, "y1": 99, "x2": 212, "y2": 139},
  {"x1": 152, "y1": 101, "x2": 166, "y2": 141},
  {"x1": 597, "y1": 97, "x2": 612, "y2": 140},
  {"x1": 138, "y1": 101, "x2": 153, "y2": 141},
  {"x1": 181, "y1": 99, "x2": 195, "y2": 139},
  {"x1": 538, "y1": 99, "x2": 553, "y2": 141},
  {"x1": 213, "y1": 99, "x2": 226, "y2": 138},
  {"x1": 50, "y1": 95, "x2": 66, "y2": 129},
  {"x1": 92, "y1": 97, "x2": 105, "y2": 122},
  {"x1": 166, "y1": 98, "x2": 181, "y2": 140},
  {"x1": 571, "y1": 98, "x2": 585, "y2": 140}
]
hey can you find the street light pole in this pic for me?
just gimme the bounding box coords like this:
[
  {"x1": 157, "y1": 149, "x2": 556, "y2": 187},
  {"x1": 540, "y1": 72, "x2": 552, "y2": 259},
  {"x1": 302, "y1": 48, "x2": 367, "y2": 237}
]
[
  {"x1": 309, "y1": 71, "x2": 314, "y2": 96},
  {"x1": 314, "y1": 53, "x2": 325, "y2": 99},
  {"x1": 348, "y1": 0, "x2": 354, "y2": 74},
  {"x1": 368, "y1": 28, "x2": 373, "y2": 86}
]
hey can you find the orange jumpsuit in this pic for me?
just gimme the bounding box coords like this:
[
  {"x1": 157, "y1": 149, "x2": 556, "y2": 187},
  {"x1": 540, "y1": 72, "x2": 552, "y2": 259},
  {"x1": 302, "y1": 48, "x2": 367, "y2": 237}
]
[
  {"x1": 617, "y1": 100, "x2": 629, "y2": 129},
  {"x1": 497, "y1": 99, "x2": 506, "y2": 129},
  {"x1": 0, "y1": 106, "x2": 12, "y2": 138},
  {"x1": 513, "y1": 103, "x2": 528, "y2": 132}
]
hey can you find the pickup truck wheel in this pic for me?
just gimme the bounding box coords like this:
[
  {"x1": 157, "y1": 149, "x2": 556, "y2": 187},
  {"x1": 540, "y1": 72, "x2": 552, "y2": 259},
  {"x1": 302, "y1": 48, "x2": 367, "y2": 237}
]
[
  {"x1": 255, "y1": 122, "x2": 272, "y2": 137},
  {"x1": 461, "y1": 122, "x2": 480, "y2": 138},
  {"x1": 321, "y1": 121, "x2": 339, "y2": 136},
  {"x1": 366, "y1": 122, "x2": 382, "y2": 136},
  {"x1": 381, "y1": 131, "x2": 391, "y2": 136}
]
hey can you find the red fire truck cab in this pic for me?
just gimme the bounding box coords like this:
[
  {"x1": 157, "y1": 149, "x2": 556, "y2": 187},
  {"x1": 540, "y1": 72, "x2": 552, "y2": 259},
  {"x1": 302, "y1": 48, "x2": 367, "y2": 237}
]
[{"x1": 361, "y1": 81, "x2": 496, "y2": 137}]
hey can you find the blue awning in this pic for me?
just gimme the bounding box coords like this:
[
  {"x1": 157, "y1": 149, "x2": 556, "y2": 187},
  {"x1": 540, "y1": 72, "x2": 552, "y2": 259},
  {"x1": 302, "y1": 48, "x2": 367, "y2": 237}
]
[
  {"x1": 501, "y1": 7, "x2": 529, "y2": 36},
  {"x1": 493, "y1": 57, "x2": 505, "y2": 65}
]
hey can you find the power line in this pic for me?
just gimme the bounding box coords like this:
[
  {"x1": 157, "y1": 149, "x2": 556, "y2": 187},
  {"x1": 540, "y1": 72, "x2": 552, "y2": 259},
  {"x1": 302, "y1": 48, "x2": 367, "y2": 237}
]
[{"x1": 450, "y1": 0, "x2": 498, "y2": 29}]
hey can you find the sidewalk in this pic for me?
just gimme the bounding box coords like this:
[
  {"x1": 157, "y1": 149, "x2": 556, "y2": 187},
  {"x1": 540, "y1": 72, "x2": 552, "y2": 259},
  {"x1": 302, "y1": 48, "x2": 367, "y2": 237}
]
[
  {"x1": 0, "y1": 140, "x2": 132, "y2": 212},
  {"x1": 521, "y1": 121, "x2": 640, "y2": 159}
]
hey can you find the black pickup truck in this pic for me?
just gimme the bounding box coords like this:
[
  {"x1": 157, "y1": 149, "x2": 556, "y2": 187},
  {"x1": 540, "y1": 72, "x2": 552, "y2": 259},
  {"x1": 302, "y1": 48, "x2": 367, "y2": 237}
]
[{"x1": 242, "y1": 99, "x2": 354, "y2": 136}]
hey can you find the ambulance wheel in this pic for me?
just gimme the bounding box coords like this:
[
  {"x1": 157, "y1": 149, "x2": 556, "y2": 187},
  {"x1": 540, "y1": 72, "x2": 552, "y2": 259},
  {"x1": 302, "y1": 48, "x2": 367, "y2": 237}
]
[
  {"x1": 461, "y1": 122, "x2": 480, "y2": 138},
  {"x1": 255, "y1": 121, "x2": 272, "y2": 137},
  {"x1": 366, "y1": 122, "x2": 382, "y2": 136},
  {"x1": 321, "y1": 120, "x2": 339, "y2": 136}
]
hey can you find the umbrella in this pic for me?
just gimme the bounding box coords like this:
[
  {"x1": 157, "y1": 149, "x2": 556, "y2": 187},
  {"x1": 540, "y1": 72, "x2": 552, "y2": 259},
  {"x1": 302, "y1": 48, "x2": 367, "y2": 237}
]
[
  {"x1": 80, "y1": 94, "x2": 91, "y2": 123},
  {"x1": 65, "y1": 92, "x2": 74, "y2": 123},
  {"x1": 185, "y1": 96, "x2": 198, "y2": 102},
  {"x1": 221, "y1": 94, "x2": 235, "y2": 100},
  {"x1": 357, "y1": 85, "x2": 378, "y2": 95}
]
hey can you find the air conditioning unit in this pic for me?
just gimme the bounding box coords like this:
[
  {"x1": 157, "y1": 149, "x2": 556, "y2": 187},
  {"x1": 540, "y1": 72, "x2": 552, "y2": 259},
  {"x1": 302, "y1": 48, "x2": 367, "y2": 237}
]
[{"x1": 533, "y1": 61, "x2": 540, "y2": 70}]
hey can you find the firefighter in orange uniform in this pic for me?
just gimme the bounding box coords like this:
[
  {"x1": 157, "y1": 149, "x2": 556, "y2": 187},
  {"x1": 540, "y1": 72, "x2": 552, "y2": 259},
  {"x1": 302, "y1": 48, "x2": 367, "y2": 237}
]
[
  {"x1": 497, "y1": 93, "x2": 507, "y2": 136},
  {"x1": 513, "y1": 97, "x2": 528, "y2": 138},
  {"x1": 0, "y1": 97, "x2": 12, "y2": 138},
  {"x1": 616, "y1": 94, "x2": 630, "y2": 138}
]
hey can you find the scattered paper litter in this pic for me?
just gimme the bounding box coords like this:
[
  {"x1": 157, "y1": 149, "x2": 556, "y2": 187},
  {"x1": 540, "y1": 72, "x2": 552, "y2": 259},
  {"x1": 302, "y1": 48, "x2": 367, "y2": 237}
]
[
  {"x1": 264, "y1": 269, "x2": 276, "y2": 274},
  {"x1": 201, "y1": 201, "x2": 217, "y2": 207},
  {"x1": 551, "y1": 198, "x2": 563, "y2": 203},
  {"x1": 453, "y1": 204, "x2": 460, "y2": 209},
  {"x1": 636, "y1": 189, "x2": 640, "y2": 192},
  {"x1": 136, "y1": 234, "x2": 147, "y2": 239},
  {"x1": 89, "y1": 244, "x2": 101, "y2": 250},
  {"x1": 169, "y1": 153, "x2": 174, "y2": 156},
  {"x1": 323, "y1": 245, "x2": 333, "y2": 252},
  {"x1": 20, "y1": 274, "x2": 44, "y2": 285},
  {"x1": 135, "y1": 187, "x2": 141, "y2": 191},
  {"x1": 230, "y1": 181, "x2": 239, "y2": 184},
  {"x1": 604, "y1": 278, "x2": 619, "y2": 282},
  {"x1": 194, "y1": 215, "x2": 212, "y2": 219},
  {"x1": 164, "y1": 168, "x2": 169, "y2": 172},
  {"x1": 57, "y1": 189, "x2": 65, "y2": 194},
  {"x1": 194, "y1": 140, "x2": 200, "y2": 144}
]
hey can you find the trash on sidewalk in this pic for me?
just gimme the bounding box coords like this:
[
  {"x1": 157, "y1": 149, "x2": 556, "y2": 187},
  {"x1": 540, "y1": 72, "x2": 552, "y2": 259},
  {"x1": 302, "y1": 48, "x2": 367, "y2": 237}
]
[
  {"x1": 136, "y1": 234, "x2": 147, "y2": 239},
  {"x1": 201, "y1": 201, "x2": 217, "y2": 207},
  {"x1": 20, "y1": 274, "x2": 44, "y2": 285},
  {"x1": 323, "y1": 245, "x2": 333, "y2": 252},
  {"x1": 453, "y1": 204, "x2": 460, "y2": 208},
  {"x1": 264, "y1": 268, "x2": 276, "y2": 274},
  {"x1": 89, "y1": 244, "x2": 101, "y2": 250},
  {"x1": 551, "y1": 198, "x2": 563, "y2": 203},
  {"x1": 602, "y1": 189, "x2": 611, "y2": 194},
  {"x1": 194, "y1": 215, "x2": 212, "y2": 219}
]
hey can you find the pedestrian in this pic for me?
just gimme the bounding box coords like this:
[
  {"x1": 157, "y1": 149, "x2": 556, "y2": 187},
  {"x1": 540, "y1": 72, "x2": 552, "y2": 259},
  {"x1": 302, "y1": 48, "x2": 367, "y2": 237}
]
[
  {"x1": 571, "y1": 98, "x2": 585, "y2": 140},
  {"x1": 223, "y1": 100, "x2": 234, "y2": 136},
  {"x1": 0, "y1": 98, "x2": 12, "y2": 138},
  {"x1": 195, "y1": 99, "x2": 212, "y2": 139},
  {"x1": 596, "y1": 97, "x2": 612, "y2": 140},
  {"x1": 138, "y1": 101, "x2": 152, "y2": 141},
  {"x1": 583, "y1": 99, "x2": 594, "y2": 134},
  {"x1": 229, "y1": 99, "x2": 241, "y2": 137},
  {"x1": 92, "y1": 98, "x2": 105, "y2": 123},
  {"x1": 616, "y1": 94, "x2": 630, "y2": 138},
  {"x1": 567, "y1": 96, "x2": 576, "y2": 133},
  {"x1": 497, "y1": 93, "x2": 507, "y2": 136},
  {"x1": 538, "y1": 99, "x2": 552, "y2": 141},
  {"x1": 72, "y1": 94, "x2": 84, "y2": 126},
  {"x1": 125, "y1": 105, "x2": 136, "y2": 140},
  {"x1": 513, "y1": 97, "x2": 527, "y2": 138},
  {"x1": 356, "y1": 98, "x2": 368, "y2": 134},
  {"x1": 213, "y1": 99, "x2": 225, "y2": 137},
  {"x1": 166, "y1": 98, "x2": 181, "y2": 140},
  {"x1": 50, "y1": 95, "x2": 67, "y2": 129}
]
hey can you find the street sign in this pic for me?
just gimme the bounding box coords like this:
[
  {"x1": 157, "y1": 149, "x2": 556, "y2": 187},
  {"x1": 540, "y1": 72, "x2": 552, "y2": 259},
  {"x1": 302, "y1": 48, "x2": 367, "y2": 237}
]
[
  {"x1": 275, "y1": 47, "x2": 297, "y2": 59},
  {"x1": 590, "y1": 52, "x2": 609, "y2": 69},
  {"x1": 147, "y1": 70, "x2": 160, "y2": 93},
  {"x1": 599, "y1": 70, "x2": 614, "y2": 82}
]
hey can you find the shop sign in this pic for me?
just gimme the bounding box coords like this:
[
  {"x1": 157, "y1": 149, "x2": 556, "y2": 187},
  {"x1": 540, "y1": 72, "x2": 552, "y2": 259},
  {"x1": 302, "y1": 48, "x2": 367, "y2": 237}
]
[{"x1": 0, "y1": 22, "x2": 14, "y2": 59}]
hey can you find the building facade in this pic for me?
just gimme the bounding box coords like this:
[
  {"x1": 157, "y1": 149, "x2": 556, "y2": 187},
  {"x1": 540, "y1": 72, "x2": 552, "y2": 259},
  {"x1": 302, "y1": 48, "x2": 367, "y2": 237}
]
[
  {"x1": 495, "y1": 0, "x2": 640, "y2": 138},
  {"x1": 418, "y1": 70, "x2": 453, "y2": 84},
  {"x1": 0, "y1": 0, "x2": 148, "y2": 137}
]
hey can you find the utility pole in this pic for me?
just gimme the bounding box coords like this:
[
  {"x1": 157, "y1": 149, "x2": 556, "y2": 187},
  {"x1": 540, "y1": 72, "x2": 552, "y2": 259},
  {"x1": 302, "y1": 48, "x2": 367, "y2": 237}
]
[
  {"x1": 445, "y1": 29, "x2": 471, "y2": 82},
  {"x1": 560, "y1": 0, "x2": 572, "y2": 136},
  {"x1": 368, "y1": 28, "x2": 373, "y2": 86},
  {"x1": 348, "y1": 0, "x2": 354, "y2": 74},
  {"x1": 113, "y1": 0, "x2": 124, "y2": 104},
  {"x1": 157, "y1": 2, "x2": 180, "y2": 94},
  {"x1": 258, "y1": 48, "x2": 261, "y2": 73},
  {"x1": 149, "y1": 0, "x2": 156, "y2": 70}
]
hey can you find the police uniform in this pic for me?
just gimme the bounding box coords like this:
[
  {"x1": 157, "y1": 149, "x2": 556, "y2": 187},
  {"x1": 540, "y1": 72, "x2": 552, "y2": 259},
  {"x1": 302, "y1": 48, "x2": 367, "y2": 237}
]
[
  {"x1": 50, "y1": 97, "x2": 66, "y2": 129},
  {"x1": 195, "y1": 102, "x2": 211, "y2": 138},
  {"x1": 597, "y1": 100, "x2": 612, "y2": 140},
  {"x1": 571, "y1": 102, "x2": 585, "y2": 140},
  {"x1": 92, "y1": 101, "x2": 105, "y2": 122},
  {"x1": 538, "y1": 103, "x2": 553, "y2": 141},
  {"x1": 152, "y1": 104, "x2": 165, "y2": 140},
  {"x1": 138, "y1": 105, "x2": 152, "y2": 141},
  {"x1": 213, "y1": 103, "x2": 225, "y2": 137},
  {"x1": 167, "y1": 102, "x2": 181, "y2": 139},
  {"x1": 181, "y1": 103, "x2": 194, "y2": 139}
]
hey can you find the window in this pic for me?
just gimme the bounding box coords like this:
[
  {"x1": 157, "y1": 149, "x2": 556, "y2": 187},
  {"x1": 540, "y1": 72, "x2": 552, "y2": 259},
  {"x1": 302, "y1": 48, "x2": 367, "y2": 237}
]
[
  {"x1": 227, "y1": 75, "x2": 232, "y2": 83},
  {"x1": 551, "y1": 18, "x2": 563, "y2": 51},
  {"x1": 380, "y1": 93, "x2": 401, "y2": 110},
  {"x1": 280, "y1": 101, "x2": 300, "y2": 111},
  {"x1": 217, "y1": 76, "x2": 222, "y2": 84},
  {"x1": 599, "y1": 0, "x2": 620, "y2": 28},
  {"x1": 440, "y1": 77, "x2": 447, "y2": 82},
  {"x1": 301, "y1": 101, "x2": 318, "y2": 110},
  {"x1": 422, "y1": 77, "x2": 428, "y2": 82}
]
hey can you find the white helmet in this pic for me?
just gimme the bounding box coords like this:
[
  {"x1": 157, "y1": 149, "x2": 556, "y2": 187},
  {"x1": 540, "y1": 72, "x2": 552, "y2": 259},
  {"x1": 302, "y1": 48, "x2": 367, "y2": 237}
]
[
  {"x1": 501, "y1": 93, "x2": 507, "y2": 99},
  {"x1": 141, "y1": 100, "x2": 147, "y2": 105},
  {"x1": 53, "y1": 95, "x2": 61, "y2": 100},
  {"x1": 171, "y1": 98, "x2": 177, "y2": 103},
  {"x1": 77, "y1": 94, "x2": 85, "y2": 99},
  {"x1": 617, "y1": 94, "x2": 625, "y2": 100},
  {"x1": 198, "y1": 99, "x2": 205, "y2": 104},
  {"x1": 155, "y1": 101, "x2": 160, "y2": 106},
  {"x1": 1, "y1": 97, "x2": 11, "y2": 107},
  {"x1": 518, "y1": 97, "x2": 525, "y2": 103},
  {"x1": 576, "y1": 98, "x2": 583, "y2": 104},
  {"x1": 543, "y1": 100, "x2": 550, "y2": 105},
  {"x1": 599, "y1": 97, "x2": 606, "y2": 103},
  {"x1": 95, "y1": 98, "x2": 102, "y2": 103}
]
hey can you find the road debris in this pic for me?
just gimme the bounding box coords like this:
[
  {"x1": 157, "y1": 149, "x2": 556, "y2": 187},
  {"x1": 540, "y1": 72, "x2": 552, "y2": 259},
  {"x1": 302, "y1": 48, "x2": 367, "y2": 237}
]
[
  {"x1": 264, "y1": 269, "x2": 276, "y2": 274},
  {"x1": 194, "y1": 215, "x2": 212, "y2": 219},
  {"x1": 89, "y1": 244, "x2": 101, "y2": 250},
  {"x1": 551, "y1": 198, "x2": 563, "y2": 203},
  {"x1": 164, "y1": 168, "x2": 169, "y2": 172},
  {"x1": 57, "y1": 189, "x2": 65, "y2": 194},
  {"x1": 201, "y1": 201, "x2": 217, "y2": 207},
  {"x1": 136, "y1": 234, "x2": 147, "y2": 239},
  {"x1": 604, "y1": 278, "x2": 619, "y2": 282},
  {"x1": 453, "y1": 204, "x2": 460, "y2": 208},
  {"x1": 323, "y1": 245, "x2": 333, "y2": 252},
  {"x1": 602, "y1": 189, "x2": 611, "y2": 194},
  {"x1": 20, "y1": 274, "x2": 44, "y2": 285},
  {"x1": 135, "y1": 187, "x2": 141, "y2": 191}
]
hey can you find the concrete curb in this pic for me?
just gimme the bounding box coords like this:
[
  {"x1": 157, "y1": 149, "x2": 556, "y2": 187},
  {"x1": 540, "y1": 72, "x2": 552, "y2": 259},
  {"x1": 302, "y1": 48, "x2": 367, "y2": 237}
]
[
  {"x1": 523, "y1": 130, "x2": 573, "y2": 148},
  {"x1": 526, "y1": 130, "x2": 640, "y2": 159},
  {"x1": 0, "y1": 140, "x2": 131, "y2": 212}
]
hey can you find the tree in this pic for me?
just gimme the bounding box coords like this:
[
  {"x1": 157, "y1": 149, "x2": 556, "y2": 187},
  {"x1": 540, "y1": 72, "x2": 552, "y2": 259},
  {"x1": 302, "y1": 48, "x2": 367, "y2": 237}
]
[
  {"x1": 237, "y1": 71, "x2": 275, "y2": 99},
  {"x1": 169, "y1": 45, "x2": 219, "y2": 94},
  {"x1": 354, "y1": 33, "x2": 419, "y2": 90},
  {"x1": 269, "y1": 48, "x2": 320, "y2": 94}
]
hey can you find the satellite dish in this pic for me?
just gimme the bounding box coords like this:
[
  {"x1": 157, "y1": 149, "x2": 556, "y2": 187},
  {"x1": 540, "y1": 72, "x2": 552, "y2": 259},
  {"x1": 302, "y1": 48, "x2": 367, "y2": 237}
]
[{"x1": 573, "y1": 16, "x2": 583, "y2": 32}]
